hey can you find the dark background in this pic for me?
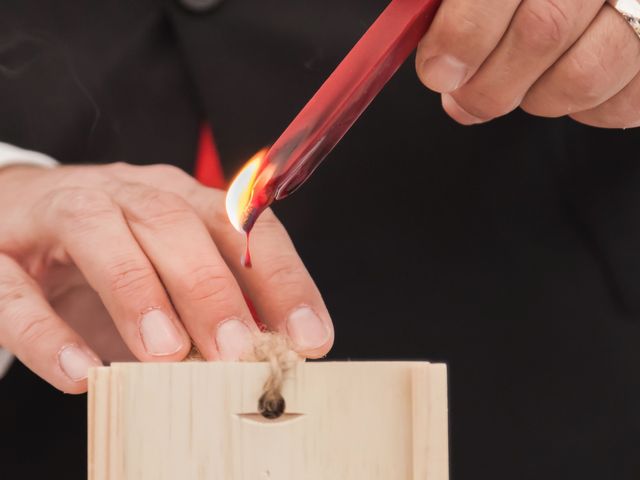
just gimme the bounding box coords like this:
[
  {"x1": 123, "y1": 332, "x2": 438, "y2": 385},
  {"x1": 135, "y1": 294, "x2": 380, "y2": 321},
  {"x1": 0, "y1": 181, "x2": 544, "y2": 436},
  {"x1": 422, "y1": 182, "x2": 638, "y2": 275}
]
[{"x1": 1, "y1": 0, "x2": 640, "y2": 478}]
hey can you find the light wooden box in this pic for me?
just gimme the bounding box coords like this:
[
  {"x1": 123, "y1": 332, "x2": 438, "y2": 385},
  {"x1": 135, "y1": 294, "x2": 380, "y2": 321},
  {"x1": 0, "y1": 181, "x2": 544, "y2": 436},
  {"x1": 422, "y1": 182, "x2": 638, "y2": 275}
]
[{"x1": 88, "y1": 362, "x2": 448, "y2": 480}]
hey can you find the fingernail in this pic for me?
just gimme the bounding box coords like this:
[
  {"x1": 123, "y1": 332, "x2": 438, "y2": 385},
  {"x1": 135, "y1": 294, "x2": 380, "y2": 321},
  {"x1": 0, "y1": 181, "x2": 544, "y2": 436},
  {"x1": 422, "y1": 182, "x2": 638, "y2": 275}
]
[
  {"x1": 287, "y1": 306, "x2": 329, "y2": 350},
  {"x1": 421, "y1": 55, "x2": 468, "y2": 93},
  {"x1": 441, "y1": 93, "x2": 484, "y2": 125},
  {"x1": 59, "y1": 345, "x2": 101, "y2": 381},
  {"x1": 140, "y1": 309, "x2": 183, "y2": 356},
  {"x1": 216, "y1": 319, "x2": 254, "y2": 361}
]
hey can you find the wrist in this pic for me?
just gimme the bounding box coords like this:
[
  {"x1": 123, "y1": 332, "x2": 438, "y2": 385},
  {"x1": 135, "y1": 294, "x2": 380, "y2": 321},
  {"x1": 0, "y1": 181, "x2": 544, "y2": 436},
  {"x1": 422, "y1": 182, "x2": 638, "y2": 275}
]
[
  {"x1": 0, "y1": 164, "x2": 55, "y2": 195},
  {"x1": 0, "y1": 145, "x2": 58, "y2": 214},
  {"x1": 0, "y1": 142, "x2": 58, "y2": 189}
]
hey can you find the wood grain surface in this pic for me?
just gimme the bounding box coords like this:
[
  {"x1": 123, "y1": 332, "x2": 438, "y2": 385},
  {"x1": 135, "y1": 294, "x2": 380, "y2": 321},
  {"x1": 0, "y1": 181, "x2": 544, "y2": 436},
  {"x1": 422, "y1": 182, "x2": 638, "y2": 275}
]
[{"x1": 88, "y1": 362, "x2": 448, "y2": 480}]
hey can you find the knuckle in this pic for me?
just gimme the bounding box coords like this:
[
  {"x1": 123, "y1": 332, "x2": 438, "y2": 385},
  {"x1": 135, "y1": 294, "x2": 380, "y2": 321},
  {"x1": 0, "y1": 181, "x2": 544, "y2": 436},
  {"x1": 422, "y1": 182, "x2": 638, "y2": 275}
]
[
  {"x1": 101, "y1": 162, "x2": 131, "y2": 172},
  {"x1": 435, "y1": 1, "x2": 501, "y2": 54},
  {"x1": 13, "y1": 314, "x2": 53, "y2": 347},
  {"x1": 59, "y1": 167, "x2": 109, "y2": 187},
  {"x1": 146, "y1": 164, "x2": 193, "y2": 186},
  {"x1": 0, "y1": 284, "x2": 25, "y2": 307},
  {"x1": 425, "y1": 0, "x2": 497, "y2": 47},
  {"x1": 0, "y1": 277, "x2": 54, "y2": 349},
  {"x1": 149, "y1": 163, "x2": 189, "y2": 177},
  {"x1": 105, "y1": 258, "x2": 156, "y2": 297},
  {"x1": 103, "y1": 161, "x2": 136, "y2": 176},
  {"x1": 182, "y1": 264, "x2": 235, "y2": 303},
  {"x1": 514, "y1": 0, "x2": 572, "y2": 52},
  {"x1": 48, "y1": 187, "x2": 116, "y2": 223},
  {"x1": 436, "y1": 8, "x2": 483, "y2": 45},
  {"x1": 563, "y1": 52, "x2": 610, "y2": 107},
  {"x1": 263, "y1": 256, "x2": 308, "y2": 289},
  {"x1": 0, "y1": 280, "x2": 29, "y2": 320},
  {"x1": 122, "y1": 187, "x2": 193, "y2": 226}
]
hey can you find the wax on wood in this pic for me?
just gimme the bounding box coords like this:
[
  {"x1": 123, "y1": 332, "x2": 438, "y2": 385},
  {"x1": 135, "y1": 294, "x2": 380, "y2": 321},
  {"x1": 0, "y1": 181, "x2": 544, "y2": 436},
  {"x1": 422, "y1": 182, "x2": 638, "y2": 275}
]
[{"x1": 88, "y1": 362, "x2": 448, "y2": 480}]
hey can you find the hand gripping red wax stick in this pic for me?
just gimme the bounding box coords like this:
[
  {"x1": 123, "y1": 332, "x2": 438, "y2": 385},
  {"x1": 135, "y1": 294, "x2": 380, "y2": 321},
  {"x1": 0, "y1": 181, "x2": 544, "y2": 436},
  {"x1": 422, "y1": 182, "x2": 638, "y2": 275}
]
[{"x1": 227, "y1": 0, "x2": 442, "y2": 238}]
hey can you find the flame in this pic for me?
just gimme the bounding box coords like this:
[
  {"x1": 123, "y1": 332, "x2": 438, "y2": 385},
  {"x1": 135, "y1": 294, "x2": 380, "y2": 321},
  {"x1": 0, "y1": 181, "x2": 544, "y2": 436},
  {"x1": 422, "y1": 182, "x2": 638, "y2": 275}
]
[{"x1": 225, "y1": 149, "x2": 267, "y2": 233}]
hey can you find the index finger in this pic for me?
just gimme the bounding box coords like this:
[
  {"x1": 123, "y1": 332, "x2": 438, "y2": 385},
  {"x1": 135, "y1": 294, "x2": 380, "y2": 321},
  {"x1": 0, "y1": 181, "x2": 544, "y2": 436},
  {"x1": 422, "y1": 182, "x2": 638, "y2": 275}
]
[
  {"x1": 212, "y1": 207, "x2": 334, "y2": 359},
  {"x1": 416, "y1": 0, "x2": 520, "y2": 93},
  {"x1": 108, "y1": 165, "x2": 334, "y2": 358},
  {"x1": 0, "y1": 254, "x2": 102, "y2": 393},
  {"x1": 183, "y1": 185, "x2": 334, "y2": 358}
]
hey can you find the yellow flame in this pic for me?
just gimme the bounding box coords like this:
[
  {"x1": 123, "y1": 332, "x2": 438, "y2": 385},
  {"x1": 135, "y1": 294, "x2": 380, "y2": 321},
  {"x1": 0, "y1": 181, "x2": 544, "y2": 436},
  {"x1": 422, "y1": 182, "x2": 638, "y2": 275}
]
[{"x1": 225, "y1": 149, "x2": 266, "y2": 232}]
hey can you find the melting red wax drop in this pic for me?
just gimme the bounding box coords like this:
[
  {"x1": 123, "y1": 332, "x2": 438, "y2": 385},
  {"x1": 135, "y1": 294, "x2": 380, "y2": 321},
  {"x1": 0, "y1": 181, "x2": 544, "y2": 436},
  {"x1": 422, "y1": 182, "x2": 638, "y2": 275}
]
[
  {"x1": 238, "y1": 180, "x2": 271, "y2": 269},
  {"x1": 241, "y1": 231, "x2": 252, "y2": 268}
]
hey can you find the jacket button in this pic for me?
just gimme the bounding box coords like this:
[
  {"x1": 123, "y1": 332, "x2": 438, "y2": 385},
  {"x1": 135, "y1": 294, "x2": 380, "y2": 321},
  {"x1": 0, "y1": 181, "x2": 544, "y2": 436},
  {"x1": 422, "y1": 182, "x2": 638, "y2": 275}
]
[{"x1": 178, "y1": 0, "x2": 224, "y2": 13}]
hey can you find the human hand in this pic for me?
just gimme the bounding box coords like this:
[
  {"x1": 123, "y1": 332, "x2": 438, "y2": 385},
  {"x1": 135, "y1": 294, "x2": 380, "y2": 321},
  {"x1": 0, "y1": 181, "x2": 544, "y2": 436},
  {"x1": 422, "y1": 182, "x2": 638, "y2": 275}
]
[
  {"x1": 416, "y1": 0, "x2": 640, "y2": 128},
  {"x1": 0, "y1": 163, "x2": 333, "y2": 393}
]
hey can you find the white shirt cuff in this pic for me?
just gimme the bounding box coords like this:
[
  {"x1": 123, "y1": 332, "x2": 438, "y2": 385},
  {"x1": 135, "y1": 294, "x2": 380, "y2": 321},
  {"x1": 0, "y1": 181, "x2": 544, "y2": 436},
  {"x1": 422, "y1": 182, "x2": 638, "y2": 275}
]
[
  {"x1": 0, "y1": 349, "x2": 13, "y2": 378},
  {"x1": 0, "y1": 141, "x2": 59, "y2": 378},
  {"x1": 0, "y1": 141, "x2": 58, "y2": 169}
]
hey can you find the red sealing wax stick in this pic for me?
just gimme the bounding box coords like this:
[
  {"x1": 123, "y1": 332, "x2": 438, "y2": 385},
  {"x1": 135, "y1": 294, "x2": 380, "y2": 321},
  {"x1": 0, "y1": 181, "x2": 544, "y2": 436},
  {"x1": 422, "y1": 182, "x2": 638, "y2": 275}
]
[{"x1": 227, "y1": 0, "x2": 442, "y2": 236}]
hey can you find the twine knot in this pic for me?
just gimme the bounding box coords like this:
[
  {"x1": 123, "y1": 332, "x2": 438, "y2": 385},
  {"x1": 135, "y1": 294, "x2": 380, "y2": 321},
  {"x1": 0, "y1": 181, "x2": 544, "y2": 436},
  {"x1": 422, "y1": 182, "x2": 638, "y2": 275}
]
[
  {"x1": 244, "y1": 332, "x2": 300, "y2": 419},
  {"x1": 187, "y1": 331, "x2": 301, "y2": 419}
]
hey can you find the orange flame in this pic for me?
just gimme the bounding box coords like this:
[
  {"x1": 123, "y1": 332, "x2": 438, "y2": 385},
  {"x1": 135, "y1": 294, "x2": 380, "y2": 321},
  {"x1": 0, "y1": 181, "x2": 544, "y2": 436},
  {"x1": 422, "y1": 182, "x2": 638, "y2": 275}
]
[{"x1": 225, "y1": 149, "x2": 268, "y2": 233}]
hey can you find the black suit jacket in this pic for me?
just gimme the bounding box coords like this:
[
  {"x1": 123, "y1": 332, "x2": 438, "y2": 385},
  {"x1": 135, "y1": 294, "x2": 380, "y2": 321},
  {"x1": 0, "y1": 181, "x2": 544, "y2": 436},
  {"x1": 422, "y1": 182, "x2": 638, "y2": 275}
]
[{"x1": 1, "y1": 1, "x2": 639, "y2": 478}]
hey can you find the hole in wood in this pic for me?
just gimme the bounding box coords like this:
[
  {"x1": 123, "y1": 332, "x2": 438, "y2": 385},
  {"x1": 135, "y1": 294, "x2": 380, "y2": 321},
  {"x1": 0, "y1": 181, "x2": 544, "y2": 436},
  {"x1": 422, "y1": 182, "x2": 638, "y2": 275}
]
[{"x1": 258, "y1": 391, "x2": 286, "y2": 419}]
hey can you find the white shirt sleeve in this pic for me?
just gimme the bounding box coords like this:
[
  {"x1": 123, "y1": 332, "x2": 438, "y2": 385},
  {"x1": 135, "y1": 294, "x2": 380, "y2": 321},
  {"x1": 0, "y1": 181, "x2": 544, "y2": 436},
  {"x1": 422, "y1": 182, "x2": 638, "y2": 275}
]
[
  {"x1": 0, "y1": 141, "x2": 58, "y2": 379},
  {"x1": 0, "y1": 348, "x2": 13, "y2": 379},
  {"x1": 0, "y1": 141, "x2": 58, "y2": 169}
]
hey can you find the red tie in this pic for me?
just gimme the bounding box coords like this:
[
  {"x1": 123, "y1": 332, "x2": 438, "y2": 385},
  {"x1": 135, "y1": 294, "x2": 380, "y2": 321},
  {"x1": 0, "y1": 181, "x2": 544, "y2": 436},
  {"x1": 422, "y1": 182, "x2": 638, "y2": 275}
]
[{"x1": 194, "y1": 123, "x2": 225, "y2": 189}]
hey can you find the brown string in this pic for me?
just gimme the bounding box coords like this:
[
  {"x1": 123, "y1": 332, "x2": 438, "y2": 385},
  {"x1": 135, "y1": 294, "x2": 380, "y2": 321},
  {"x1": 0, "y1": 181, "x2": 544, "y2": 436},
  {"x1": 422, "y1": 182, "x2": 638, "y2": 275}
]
[
  {"x1": 185, "y1": 332, "x2": 300, "y2": 418},
  {"x1": 186, "y1": 344, "x2": 204, "y2": 361},
  {"x1": 244, "y1": 332, "x2": 300, "y2": 418}
]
